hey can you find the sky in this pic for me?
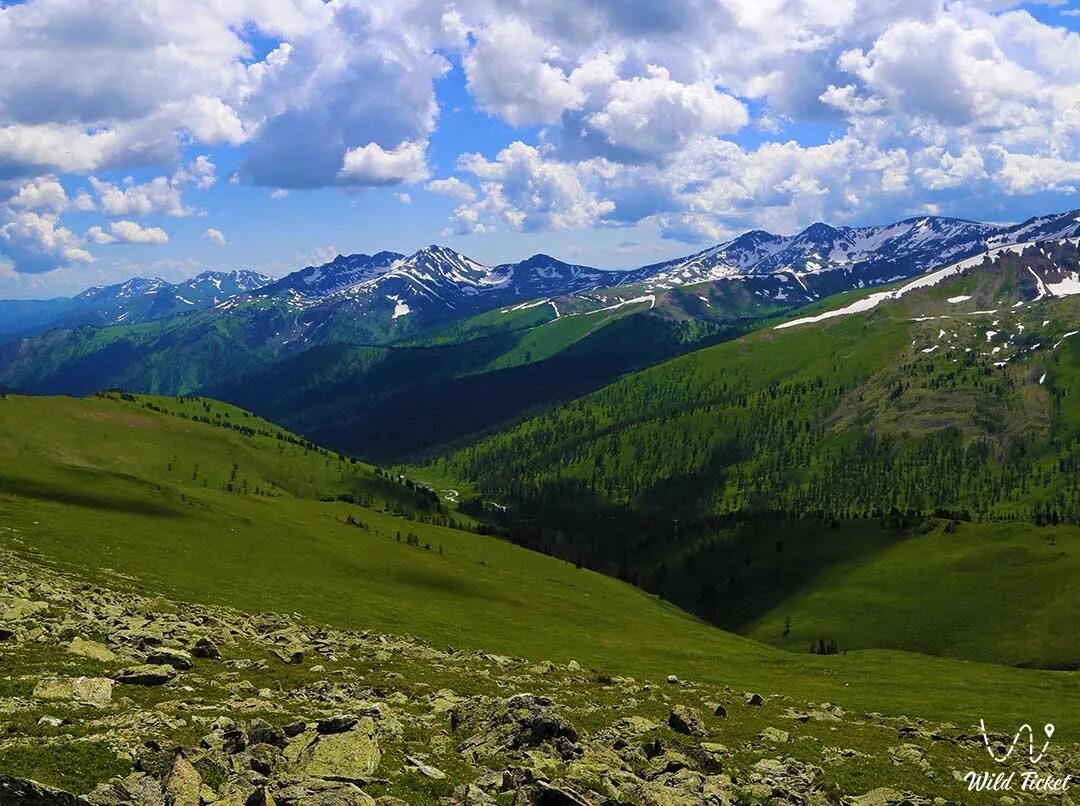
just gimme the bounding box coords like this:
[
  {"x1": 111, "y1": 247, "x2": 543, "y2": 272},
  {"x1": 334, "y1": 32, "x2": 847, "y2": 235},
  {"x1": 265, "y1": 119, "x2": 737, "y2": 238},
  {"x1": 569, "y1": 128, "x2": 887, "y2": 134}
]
[{"x1": 0, "y1": 1, "x2": 1079, "y2": 299}]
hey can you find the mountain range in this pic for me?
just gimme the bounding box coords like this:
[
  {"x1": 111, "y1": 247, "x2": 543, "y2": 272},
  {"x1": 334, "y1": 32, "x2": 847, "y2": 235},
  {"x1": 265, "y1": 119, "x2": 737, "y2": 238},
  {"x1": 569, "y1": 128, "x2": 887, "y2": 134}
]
[
  {"x1": 0, "y1": 269, "x2": 273, "y2": 341},
  {"x1": 1, "y1": 207, "x2": 1078, "y2": 460}
]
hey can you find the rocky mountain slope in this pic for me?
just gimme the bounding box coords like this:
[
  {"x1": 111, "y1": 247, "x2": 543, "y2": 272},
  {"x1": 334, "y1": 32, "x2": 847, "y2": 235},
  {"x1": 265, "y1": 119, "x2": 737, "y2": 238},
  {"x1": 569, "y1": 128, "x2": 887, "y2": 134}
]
[{"x1": 2, "y1": 549, "x2": 1075, "y2": 806}]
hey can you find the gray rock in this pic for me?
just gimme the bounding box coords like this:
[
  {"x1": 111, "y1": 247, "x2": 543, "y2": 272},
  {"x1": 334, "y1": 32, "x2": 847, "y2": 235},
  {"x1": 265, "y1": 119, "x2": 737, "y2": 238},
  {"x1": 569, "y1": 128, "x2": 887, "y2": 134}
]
[
  {"x1": 249, "y1": 717, "x2": 287, "y2": 748},
  {"x1": 115, "y1": 664, "x2": 177, "y2": 686},
  {"x1": 192, "y1": 636, "x2": 222, "y2": 659},
  {"x1": 317, "y1": 714, "x2": 358, "y2": 734},
  {"x1": 145, "y1": 647, "x2": 194, "y2": 670},
  {"x1": 0, "y1": 775, "x2": 92, "y2": 805},
  {"x1": 668, "y1": 705, "x2": 706, "y2": 736},
  {"x1": 33, "y1": 676, "x2": 115, "y2": 706}
]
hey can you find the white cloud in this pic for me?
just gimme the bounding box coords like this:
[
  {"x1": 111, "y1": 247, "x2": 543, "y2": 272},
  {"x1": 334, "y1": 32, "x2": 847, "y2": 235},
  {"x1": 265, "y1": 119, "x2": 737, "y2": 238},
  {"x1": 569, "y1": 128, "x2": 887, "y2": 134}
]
[
  {"x1": 463, "y1": 16, "x2": 585, "y2": 126},
  {"x1": 338, "y1": 141, "x2": 428, "y2": 186},
  {"x1": 584, "y1": 67, "x2": 749, "y2": 159},
  {"x1": 87, "y1": 156, "x2": 215, "y2": 218},
  {"x1": 90, "y1": 176, "x2": 189, "y2": 218},
  {"x1": 426, "y1": 177, "x2": 477, "y2": 201},
  {"x1": 0, "y1": 210, "x2": 92, "y2": 273},
  {"x1": 204, "y1": 227, "x2": 227, "y2": 245},
  {"x1": 454, "y1": 141, "x2": 615, "y2": 233},
  {"x1": 993, "y1": 150, "x2": 1080, "y2": 194},
  {"x1": 270, "y1": 189, "x2": 289, "y2": 200},
  {"x1": 395, "y1": 193, "x2": 412, "y2": 204},
  {"x1": 88, "y1": 220, "x2": 169, "y2": 245},
  {"x1": 8, "y1": 178, "x2": 68, "y2": 215}
]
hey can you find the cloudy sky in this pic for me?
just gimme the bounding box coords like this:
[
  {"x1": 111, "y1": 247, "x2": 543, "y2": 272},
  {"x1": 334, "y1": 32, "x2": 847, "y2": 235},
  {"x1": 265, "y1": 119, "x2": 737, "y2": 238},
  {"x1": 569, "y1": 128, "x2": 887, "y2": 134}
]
[{"x1": 0, "y1": 0, "x2": 1079, "y2": 298}]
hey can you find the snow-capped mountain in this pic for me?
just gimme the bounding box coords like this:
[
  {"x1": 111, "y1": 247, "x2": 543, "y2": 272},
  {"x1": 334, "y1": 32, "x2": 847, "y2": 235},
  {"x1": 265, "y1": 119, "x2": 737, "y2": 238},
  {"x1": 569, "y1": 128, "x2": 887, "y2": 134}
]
[
  {"x1": 0, "y1": 269, "x2": 273, "y2": 341},
  {"x1": 254, "y1": 252, "x2": 403, "y2": 300},
  {"x1": 629, "y1": 211, "x2": 1080, "y2": 292}
]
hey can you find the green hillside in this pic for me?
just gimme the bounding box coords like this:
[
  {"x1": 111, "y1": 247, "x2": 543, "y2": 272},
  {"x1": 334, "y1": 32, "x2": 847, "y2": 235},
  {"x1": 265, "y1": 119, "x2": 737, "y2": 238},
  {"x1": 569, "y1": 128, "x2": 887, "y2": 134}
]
[
  {"x1": 430, "y1": 242, "x2": 1080, "y2": 668},
  {"x1": 1, "y1": 391, "x2": 1076, "y2": 739}
]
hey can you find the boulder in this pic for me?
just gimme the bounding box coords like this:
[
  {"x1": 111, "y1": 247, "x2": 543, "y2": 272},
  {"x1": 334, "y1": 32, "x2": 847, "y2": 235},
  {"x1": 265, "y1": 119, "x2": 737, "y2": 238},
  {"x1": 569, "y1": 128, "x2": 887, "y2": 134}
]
[
  {"x1": 145, "y1": 647, "x2": 194, "y2": 670},
  {"x1": 271, "y1": 646, "x2": 304, "y2": 665},
  {"x1": 744, "y1": 692, "x2": 764, "y2": 706},
  {"x1": 668, "y1": 705, "x2": 705, "y2": 737},
  {"x1": 115, "y1": 664, "x2": 177, "y2": 686},
  {"x1": 758, "y1": 727, "x2": 790, "y2": 744},
  {"x1": 164, "y1": 754, "x2": 202, "y2": 806},
  {"x1": 33, "y1": 676, "x2": 114, "y2": 707},
  {"x1": 316, "y1": 714, "x2": 358, "y2": 735},
  {"x1": 249, "y1": 718, "x2": 287, "y2": 748},
  {"x1": 405, "y1": 755, "x2": 445, "y2": 779},
  {"x1": 0, "y1": 776, "x2": 92, "y2": 805},
  {"x1": 67, "y1": 637, "x2": 116, "y2": 663},
  {"x1": 270, "y1": 778, "x2": 376, "y2": 805},
  {"x1": 192, "y1": 636, "x2": 222, "y2": 659},
  {"x1": 285, "y1": 717, "x2": 381, "y2": 784}
]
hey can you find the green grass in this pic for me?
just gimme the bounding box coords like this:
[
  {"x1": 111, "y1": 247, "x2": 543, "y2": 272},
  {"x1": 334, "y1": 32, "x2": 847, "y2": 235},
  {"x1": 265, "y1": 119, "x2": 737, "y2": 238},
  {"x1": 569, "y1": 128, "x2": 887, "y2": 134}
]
[{"x1": 0, "y1": 392, "x2": 1078, "y2": 742}]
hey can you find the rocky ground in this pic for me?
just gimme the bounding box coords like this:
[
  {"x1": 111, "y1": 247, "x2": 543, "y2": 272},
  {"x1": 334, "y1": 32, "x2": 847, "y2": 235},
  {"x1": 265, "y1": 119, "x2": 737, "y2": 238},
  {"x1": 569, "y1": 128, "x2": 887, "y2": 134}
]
[{"x1": 0, "y1": 548, "x2": 1075, "y2": 805}]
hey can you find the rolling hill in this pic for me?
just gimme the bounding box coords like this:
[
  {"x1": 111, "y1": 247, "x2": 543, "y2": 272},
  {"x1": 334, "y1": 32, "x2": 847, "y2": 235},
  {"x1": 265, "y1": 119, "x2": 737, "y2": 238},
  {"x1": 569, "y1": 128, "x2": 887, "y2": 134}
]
[{"x1": 429, "y1": 237, "x2": 1080, "y2": 668}]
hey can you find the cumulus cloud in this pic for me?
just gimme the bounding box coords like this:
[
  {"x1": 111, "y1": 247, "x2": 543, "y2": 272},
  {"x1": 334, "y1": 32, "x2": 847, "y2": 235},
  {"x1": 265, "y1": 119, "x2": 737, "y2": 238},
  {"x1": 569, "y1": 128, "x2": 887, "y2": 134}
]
[
  {"x1": 338, "y1": 141, "x2": 429, "y2": 185},
  {"x1": 426, "y1": 177, "x2": 477, "y2": 201},
  {"x1": 584, "y1": 67, "x2": 749, "y2": 160},
  {"x1": 2, "y1": 0, "x2": 1080, "y2": 258},
  {"x1": 0, "y1": 211, "x2": 92, "y2": 273},
  {"x1": 8, "y1": 178, "x2": 69, "y2": 215},
  {"x1": 204, "y1": 227, "x2": 227, "y2": 245},
  {"x1": 87, "y1": 156, "x2": 216, "y2": 218},
  {"x1": 87, "y1": 220, "x2": 169, "y2": 245},
  {"x1": 454, "y1": 142, "x2": 615, "y2": 233}
]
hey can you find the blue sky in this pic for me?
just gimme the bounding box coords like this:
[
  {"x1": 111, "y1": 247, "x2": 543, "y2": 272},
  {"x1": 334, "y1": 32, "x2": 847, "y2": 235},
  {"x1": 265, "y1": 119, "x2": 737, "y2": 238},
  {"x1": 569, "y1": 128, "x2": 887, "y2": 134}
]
[{"x1": 1, "y1": 0, "x2": 1079, "y2": 298}]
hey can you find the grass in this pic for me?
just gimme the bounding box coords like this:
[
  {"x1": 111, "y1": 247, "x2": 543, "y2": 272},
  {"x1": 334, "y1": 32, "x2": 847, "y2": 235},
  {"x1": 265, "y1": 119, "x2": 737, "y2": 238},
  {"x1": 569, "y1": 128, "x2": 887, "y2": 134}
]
[{"x1": 0, "y1": 392, "x2": 1078, "y2": 742}]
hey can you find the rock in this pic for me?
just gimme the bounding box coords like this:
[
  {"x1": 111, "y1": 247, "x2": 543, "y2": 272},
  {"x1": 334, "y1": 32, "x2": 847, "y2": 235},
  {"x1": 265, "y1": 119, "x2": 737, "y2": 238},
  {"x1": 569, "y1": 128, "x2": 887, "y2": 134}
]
[
  {"x1": 713, "y1": 703, "x2": 727, "y2": 718},
  {"x1": 0, "y1": 775, "x2": 92, "y2": 805},
  {"x1": 405, "y1": 755, "x2": 446, "y2": 779},
  {"x1": 145, "y1": 647, "x2": 194, "y2": 670},
  {"x1": 566, "y1": 660, "x2": 581, "y2": 671},
  {"x1": 192, "y1": 636, "x2": 222, "y2": 659},
  {"x1": 0, "y1": 624, "x2": 15, "y2": 640},
  {"x1": 2, "y1": 598, "x2": 49, "y2": 619},
  {"x1": 316, "y1": 714, "x2": 358, "y2": 734},
  {"x1": 271, "y1": 778, "x2": 376, "y2": 805},
  {"x1": 744, "y1": 692, "x2": 764, "y2": 706},
  {"x1": 666, "y1": 674, "x2": 679, "y2": 684},
  {"x1": 249, "y1": 717, "x2": 287, "y2": 748},
  {"x1": 33, "y1": 676, "x2": 114, "y2": 706},
  {"x1": 758, "y1": 727, "x2": 790, "y2": 744},
  {"x1": 164, "y1": 754, "x2": 202, "y2": 806},
  {"x1": 115, "y1": 664, "x2": 177, "y2": 686},
  {"x1": 668, "y1": 705, "x2": 705, "y2": 736},
  {"x1": 282, "y1": 721, "x2": 307, "y2": 738},
  {"x1": 38, "y1": 715, "x2": 64, "y2": 728},
  {"x1": 525, "y1": 780, "x2": 591, "y2": 806},
  {"x1": 271, "y1": 646, "x2": 304, "y2": 665},
  {"x1": 285, "y1": 717, "x2": 381, "y2": 784},
  {"x1": 67, "y1": 637, "x2": 116, "y2": 663},
  {"x1": 457, "y1": 694, "x2": 580, "y2": 763},
  {"x1": 452, "y1": 783, "x2": 498, "y2": 804}
]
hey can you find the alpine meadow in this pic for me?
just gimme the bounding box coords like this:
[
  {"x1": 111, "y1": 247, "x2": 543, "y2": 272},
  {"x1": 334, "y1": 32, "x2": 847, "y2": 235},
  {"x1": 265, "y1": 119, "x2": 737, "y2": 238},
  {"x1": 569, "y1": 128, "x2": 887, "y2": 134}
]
[{"x1": 2, "y1": 2, "x2": 1080, "y2": 805}]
